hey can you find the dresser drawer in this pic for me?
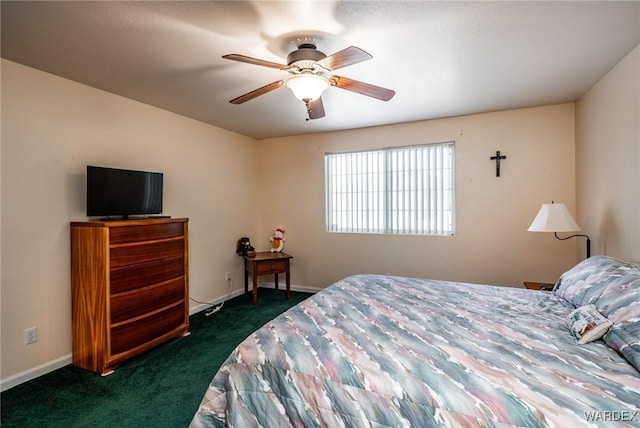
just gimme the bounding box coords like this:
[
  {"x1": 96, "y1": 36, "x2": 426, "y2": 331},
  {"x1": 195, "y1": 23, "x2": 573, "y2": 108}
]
[
  {"x1": 110, "y1": 302, "x2": 186, "y2": 356},
  {"x1": 255, "y1": 260, "x2": 288, "y2": 275},
  {"x1": 109, "y1": 222, "x2": 184, "y2": 245},
  {"x1": 110, "y1": 239, "x2": 184, "y2": 268},
  {"x1": 110, "y1": 256, "x2": 184, "y2": 294},
  {"x1": 110, "y1": 277, "x2": 185, "y2": 324}
]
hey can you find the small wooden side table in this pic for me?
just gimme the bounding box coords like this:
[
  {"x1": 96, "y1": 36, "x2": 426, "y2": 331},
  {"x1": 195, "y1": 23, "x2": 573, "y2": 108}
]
[
  {"x1": 244, "y1": 252, "x2": 293, "y2": 304},
  {"x1": 523, "y1": 281, "x2": 555, "y2": 291}
]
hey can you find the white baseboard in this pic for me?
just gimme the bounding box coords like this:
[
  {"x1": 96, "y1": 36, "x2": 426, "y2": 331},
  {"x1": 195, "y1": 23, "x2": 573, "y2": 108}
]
[
  {"x1": 261, "y1": 282, "x2": 323, "y2": 294},
  {"x1": 189, "y1": 288, "x2": 246, "y2": 315},
  {"x1": 1, "y1": 354, "x2": 72, "y2": 392},
  {"x1": 190, "y1": 282, "x2": 320, "y2": 315},
  {"x1": 294, "y1": 285, "x2": 323, "y2": 293},
  {"x1": 1, "y1": 282, "x2": 319, "y2": 392}
]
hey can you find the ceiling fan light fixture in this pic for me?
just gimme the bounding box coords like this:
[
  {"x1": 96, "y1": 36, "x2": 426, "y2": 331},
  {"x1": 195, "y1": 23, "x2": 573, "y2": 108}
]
[{"x1": 284, "y1": 74, "x2": 329, "y2": 102}]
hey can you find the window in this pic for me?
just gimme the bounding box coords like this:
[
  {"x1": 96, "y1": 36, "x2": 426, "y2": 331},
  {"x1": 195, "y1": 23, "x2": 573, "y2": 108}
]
[{"x1": 325, "y1": 142, "x2": 455, "y2": 235}]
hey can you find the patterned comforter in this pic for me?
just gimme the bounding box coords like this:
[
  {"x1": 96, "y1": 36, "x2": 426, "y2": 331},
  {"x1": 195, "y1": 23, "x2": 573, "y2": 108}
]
[{"x1": 191, "y1": 274, "x2": 640, "y2": 427}]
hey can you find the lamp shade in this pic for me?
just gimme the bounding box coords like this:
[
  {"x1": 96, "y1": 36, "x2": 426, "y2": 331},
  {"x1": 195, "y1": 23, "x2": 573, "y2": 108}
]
[
  {"x1": 527, "y1": 203, "x2": 581, "y2": 232},
  {"x1": 284, "y1": 74, "x2": 329, "y2": 101}
]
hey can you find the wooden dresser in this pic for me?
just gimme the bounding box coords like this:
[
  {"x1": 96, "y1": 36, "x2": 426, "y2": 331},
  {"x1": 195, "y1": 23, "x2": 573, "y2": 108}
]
[{"x1": 70, "y1": 218, "x2": 189, "y2": 375}]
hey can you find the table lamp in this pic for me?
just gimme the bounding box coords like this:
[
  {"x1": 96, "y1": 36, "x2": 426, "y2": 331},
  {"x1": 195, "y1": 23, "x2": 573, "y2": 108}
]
[{"x1": 528, "y1": 202, "x2": 591, "y2": 258}]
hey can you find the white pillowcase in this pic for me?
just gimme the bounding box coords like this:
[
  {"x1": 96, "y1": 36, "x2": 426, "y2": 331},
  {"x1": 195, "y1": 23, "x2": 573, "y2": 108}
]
[{"x1": 566, "y1": 304, "x2": 613, "y2": 344}]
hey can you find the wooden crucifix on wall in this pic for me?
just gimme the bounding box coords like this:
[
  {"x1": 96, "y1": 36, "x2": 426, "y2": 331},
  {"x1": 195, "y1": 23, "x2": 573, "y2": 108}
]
[{"x1": 490, "y1": 151, "x2": 507, "y2": 177}]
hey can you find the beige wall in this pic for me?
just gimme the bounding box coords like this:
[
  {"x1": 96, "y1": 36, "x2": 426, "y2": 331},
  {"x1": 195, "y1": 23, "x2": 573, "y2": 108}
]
[
  {"x1": 576, "y1": 44, "x2": 640, "y2": 261},
  {"x1": 256, "y1": 104, "x2": 578, "y2": 289},
  {"x1": 1, "y1": 59, "x2": 259, "y2": 382}
]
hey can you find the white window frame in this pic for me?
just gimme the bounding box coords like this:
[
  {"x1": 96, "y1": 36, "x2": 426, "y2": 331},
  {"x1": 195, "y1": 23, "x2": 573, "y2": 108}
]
[{"x1": 325, "y1": 142, "x2": 455, "y2": 235}]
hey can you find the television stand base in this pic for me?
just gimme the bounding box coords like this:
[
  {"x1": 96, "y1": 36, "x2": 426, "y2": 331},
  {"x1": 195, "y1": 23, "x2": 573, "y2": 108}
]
[{"x1": 95, "y1": 215, "x2": 170, "y2": 221}]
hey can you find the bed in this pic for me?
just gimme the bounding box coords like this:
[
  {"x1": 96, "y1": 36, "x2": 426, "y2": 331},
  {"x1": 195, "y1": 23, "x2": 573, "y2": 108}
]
[{"x1": 190, "y1": 256, "x2": 640, "y2": 427}]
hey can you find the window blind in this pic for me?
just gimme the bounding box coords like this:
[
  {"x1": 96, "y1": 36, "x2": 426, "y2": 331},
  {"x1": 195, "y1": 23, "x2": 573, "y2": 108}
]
[{"x1": 325, "y1": 142, "x2": 455, "y2": 235}]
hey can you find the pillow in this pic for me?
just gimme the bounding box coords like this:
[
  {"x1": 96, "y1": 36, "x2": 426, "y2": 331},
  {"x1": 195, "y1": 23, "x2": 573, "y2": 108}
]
[
  {"x1": 598, "y1": 275, "x2": 640, "y2": 371},
  {"x1": 556, "y1": 256, "x2": 640, "y2": 371},
  {"x1": 603, "y1": 322, "x2": 640, "y2": 372},
  {"x1": 554, "y1": 256, "x2": 635, "y2": 308},
  {"x1": 566, "y1": 304, "x2": 612, "y2": 344}
]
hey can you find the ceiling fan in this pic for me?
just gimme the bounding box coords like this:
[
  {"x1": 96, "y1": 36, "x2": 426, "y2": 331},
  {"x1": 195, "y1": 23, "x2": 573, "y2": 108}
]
[{"x1": 223, "y1": 43, "x2": 395, "y2": 120}]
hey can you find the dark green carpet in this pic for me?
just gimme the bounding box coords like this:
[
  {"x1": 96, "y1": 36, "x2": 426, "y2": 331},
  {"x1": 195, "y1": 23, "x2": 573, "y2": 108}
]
[{"x1": 1, "y1": 288, "x2": 312, "y2": 428}]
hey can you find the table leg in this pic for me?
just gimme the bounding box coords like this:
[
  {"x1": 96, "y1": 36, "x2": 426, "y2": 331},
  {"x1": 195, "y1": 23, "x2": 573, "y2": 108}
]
[
  {"x1": 244, "y1": 263, "x2": 249, "y2": 295},
  {"x1": 274, "y1": 273, "x2": 279, "y2": 290},
  {"x1": 252, "y1": 270, "x2": 258, "y2": 305},
  {"x1": 286, "y1": 266, "x2": 291, "y2": 300}
]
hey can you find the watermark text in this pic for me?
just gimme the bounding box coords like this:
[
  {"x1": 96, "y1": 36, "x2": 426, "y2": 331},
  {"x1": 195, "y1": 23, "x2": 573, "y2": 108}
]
[{"x1": 584, "y1": 410, "x2": 638, "y2": 422}]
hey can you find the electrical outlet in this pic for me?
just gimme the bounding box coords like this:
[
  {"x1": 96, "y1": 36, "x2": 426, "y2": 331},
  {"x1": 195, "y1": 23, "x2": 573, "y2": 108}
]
[
  {"x1": 25, "y1": 327, "x2": 37, "y2": 345},
  {"x1": 225, "y1": 272, "x2": 231, "y2": 281}
]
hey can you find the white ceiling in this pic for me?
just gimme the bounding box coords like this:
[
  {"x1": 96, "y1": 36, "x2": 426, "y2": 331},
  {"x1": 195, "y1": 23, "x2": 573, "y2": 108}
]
[{"x1": 2, "y1": 1, "x2": 639, "y2": 140}]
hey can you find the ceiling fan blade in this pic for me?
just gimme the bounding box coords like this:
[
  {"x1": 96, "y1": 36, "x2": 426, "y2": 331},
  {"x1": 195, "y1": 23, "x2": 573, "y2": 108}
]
[
  {"x1": 306, "y1": 97, "x2": 326, "y2": 120},
  {"x1": 330, "y1": 75, "x2": 395, "y2": 101},
  {"x1": 229, "y1": 80, "x2": 284, "y2": 104},
  {"x1": 316, "y1": 46, "x2": 372, "y2": 71},
  {"x1": 222, "y1": 54, "x2": 287, "y2": 70}
]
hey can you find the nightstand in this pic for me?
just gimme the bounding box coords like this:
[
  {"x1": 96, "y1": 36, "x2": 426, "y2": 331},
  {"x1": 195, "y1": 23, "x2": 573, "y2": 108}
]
[
  {"x1": 523, "y1": 281, "x2": 555, "y2": 291},
  {"x1": 244, "y1": 252, "x2": 292, "y2": 304}
]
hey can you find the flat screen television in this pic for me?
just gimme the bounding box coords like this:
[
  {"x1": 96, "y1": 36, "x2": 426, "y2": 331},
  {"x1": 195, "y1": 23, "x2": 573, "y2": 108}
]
[{"x1": 86, "y1": 166, "x2": 163, "y2": 219}]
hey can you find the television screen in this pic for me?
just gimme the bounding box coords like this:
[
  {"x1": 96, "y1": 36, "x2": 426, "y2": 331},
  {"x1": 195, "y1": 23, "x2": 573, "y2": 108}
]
[{"x1": 86, "y1": 166, "x2": 163, "y2": 219}]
